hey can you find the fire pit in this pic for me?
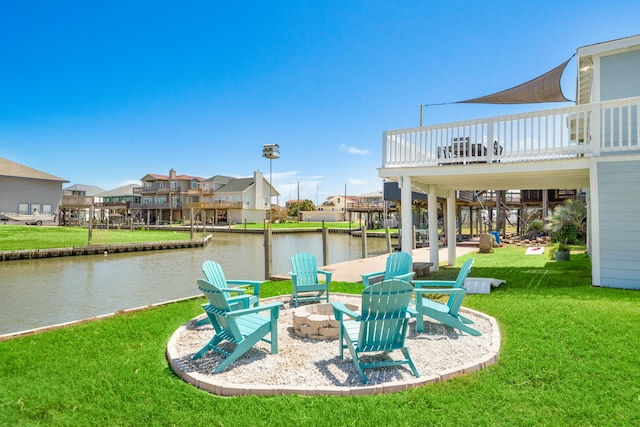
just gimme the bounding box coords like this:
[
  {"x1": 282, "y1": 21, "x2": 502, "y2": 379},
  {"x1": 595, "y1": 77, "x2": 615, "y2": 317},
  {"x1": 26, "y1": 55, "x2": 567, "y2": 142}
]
[{"x1": 292, "y1": 303, "x2": 359, "y2": 340}]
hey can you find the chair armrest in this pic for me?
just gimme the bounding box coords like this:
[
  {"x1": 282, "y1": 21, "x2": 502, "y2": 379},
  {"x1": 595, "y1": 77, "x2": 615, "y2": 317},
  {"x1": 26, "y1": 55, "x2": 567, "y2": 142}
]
[
  {"x1": 227, "y1": 302, "x2": 283, "y2": 317},
  {"x1": 227, "y1": 280, "x2": 263, "y2": 295},
  {"x1": 331, "y1": 301, "x2": 361, "y2": 321},
  {"x1": 219, "y1": 287, "x2": 247, "y2": 295},
  {"x1": 361, "y1": 271, "x2": 384, "y2": 287},
  {"x1": 227, "y1": 295, "x2": 252, "y2": 309},
  {"x1": 414, "y1": 287, "x2": 467, "y2": 296},
  {"x1": 317, "y1": 269, "x2": 333, "y2": 283},
  {"x1": 394, "y1": 272, "x2": 416, "y2": 282},
  {"x1": 412, "y1": 280, "x2": 456, "y2": 288}
]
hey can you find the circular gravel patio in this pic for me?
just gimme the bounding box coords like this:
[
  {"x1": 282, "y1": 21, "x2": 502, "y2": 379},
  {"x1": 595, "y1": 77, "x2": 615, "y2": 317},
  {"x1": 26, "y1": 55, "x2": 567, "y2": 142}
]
[{"x1": 166, "y1": 293, "x2": 501, "y2": 396}]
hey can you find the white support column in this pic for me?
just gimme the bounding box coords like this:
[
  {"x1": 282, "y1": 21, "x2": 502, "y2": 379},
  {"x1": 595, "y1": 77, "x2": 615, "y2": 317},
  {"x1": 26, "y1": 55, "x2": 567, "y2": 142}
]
[
  {"x1": 400, "y1": 175, "x2": 413, "y2": 256},
  {"x1": 447, "y1": 189, "x2": 456, "y2": 265},
  {"x1": 428, "y1": 185, "x2": 439, "y2": 272},
  {"x1": 588, "y1": 159, "x2": 600, "y2": 286}
]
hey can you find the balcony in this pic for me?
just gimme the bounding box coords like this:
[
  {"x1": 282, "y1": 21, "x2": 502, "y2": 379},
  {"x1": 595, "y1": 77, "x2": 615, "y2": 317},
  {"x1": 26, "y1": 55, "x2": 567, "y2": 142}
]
[
  {"x1": 383, "y1": 97, "x2": 639, "y2": 169},
  {"x1": 380, "y1": 97, "x2": 640, "y2": 193},
  {"x1": 133, "y1": 186, "x2": 177, "y2": 195},
  {"x1": 185, "y1": 201, "x2": 243, "y2": 209},
  {"x1": 61, "y1": 195, "x2": 95, "y2": 207},
  {"x1": 187, "y1": 188, "x2": 214, "y2": 195},
  {"x1": 347, "y1": 202, "x2": 385, "y2": 211},
  {"x1": 130, "y1": 202, "x2": 182, "y2": 209}
]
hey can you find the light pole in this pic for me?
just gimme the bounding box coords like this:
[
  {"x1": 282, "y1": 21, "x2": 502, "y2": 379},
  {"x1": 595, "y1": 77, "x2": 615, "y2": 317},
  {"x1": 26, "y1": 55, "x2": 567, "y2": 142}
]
[{"x1": 262, "y1": 144, "x2": 280, "y2": 221}]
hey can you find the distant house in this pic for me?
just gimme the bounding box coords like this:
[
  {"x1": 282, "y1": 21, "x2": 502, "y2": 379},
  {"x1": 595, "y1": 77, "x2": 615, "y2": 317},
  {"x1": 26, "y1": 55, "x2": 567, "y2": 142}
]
[
  {"x1": 60, "y1": 184, "x2": 105, "y2": 225},
  {"x1": 302, "y1": 193, "x2": 384, "y2": 223},
  {"x1": 358, "y1": 190, "x2": 384, "y2": 206},
  {"x1": 98, "y1": 184, "x2": 140, "y2": 205},
  {"x1": 318, "y1": 195, "x2": 359, "y2": 212},
  {"x1": 0, "y1": 157, "x2": 68, "y2": 221},
  {"x1": 189, "y1": 171, "x2": 279, "y2": 224},
  {"x1": 96, "y1": 184, "x2": 141, "y2": 224},
  {"x1": 132, "y1": 169, "x2": 278, "y2": 225}
]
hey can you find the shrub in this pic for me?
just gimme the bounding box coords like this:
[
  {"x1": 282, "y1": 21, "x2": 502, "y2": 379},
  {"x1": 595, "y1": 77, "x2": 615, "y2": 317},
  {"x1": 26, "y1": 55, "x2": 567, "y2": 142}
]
[
  {"x1": 545, "y1": 199, "x2": 587, "y2": 245},
  {"x1": 526, "y1": 219, "x2": 543, "y2": 233}
]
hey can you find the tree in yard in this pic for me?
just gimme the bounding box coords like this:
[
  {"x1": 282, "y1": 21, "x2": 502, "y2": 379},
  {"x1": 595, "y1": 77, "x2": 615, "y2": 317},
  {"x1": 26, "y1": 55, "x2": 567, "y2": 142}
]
[
  {"x1": 288, "y1": 199, "x2": 316, "y2": 217},
  {"x1": 545, "y1": 198, "x2": 587, "y2": 244}
]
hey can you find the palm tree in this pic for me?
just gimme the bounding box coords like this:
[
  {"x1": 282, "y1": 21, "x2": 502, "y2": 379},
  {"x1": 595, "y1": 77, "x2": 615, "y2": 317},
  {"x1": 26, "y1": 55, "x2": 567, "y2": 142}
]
[{"x1": 545, "y1": 199, "x2": 587, "y2": 244}]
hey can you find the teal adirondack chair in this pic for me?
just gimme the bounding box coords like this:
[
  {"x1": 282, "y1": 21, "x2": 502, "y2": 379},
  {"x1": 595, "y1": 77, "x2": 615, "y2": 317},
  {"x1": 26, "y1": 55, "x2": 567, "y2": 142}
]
[
  {"x1": 331, "y1": 279, "x2": 420, "y2": 384},
  {"x1": 412, "y1": 258, "x2": 480, "y2": 336},
  {"x1": 289, "y1": 252, "x2": 331, "y2": 307},
  {"x1": 191, "y1": 279, "x2": 282, "y2": 373},
  {"x1": 195, "y1": 260, "x2": 264, "y2": 326},
  {"x1": 203, "y1": 260, "x2": 262, "y2": 309},
  {"x1": 361, "y1": 251, "x2": 415, "y2": 287}
]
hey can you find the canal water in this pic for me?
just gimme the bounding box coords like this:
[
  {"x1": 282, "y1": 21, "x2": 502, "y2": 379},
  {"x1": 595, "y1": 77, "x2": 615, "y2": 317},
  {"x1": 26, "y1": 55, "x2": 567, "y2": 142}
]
[{"x1": 0, "y1": 232, "x2": 392, "y2": 336}]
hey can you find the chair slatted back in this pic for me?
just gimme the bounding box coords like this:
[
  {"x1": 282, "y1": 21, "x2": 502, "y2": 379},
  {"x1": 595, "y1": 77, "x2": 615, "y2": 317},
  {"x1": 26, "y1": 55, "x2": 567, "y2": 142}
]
[
  {"x1": 197, "y1": 278, "x2": 243, "y2": 342},
  {"x1": 202, "y1": 260, "x2": 231, "y2": 294},
  {"x1": 359, "y1": 279, "x2": 413, "y2": 352},
  {"x1": 383, "y1": 252, "x2": 413, "y2": 280},
  {"x1": 290, "y1": 252, "x2": 319, "y2": 286}
]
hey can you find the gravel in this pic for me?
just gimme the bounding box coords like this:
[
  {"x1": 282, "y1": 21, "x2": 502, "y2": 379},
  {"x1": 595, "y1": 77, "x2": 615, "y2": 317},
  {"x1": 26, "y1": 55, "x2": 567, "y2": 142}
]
[{"x1": 168, "y1": 294, "x2": 497, "y2": 390}]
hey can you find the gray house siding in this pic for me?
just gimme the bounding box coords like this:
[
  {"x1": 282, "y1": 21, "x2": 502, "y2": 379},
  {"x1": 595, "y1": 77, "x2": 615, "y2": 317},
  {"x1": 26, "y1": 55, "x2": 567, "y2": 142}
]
[
  {"x1": 599, "y1": 49, "x2": 640, "y2": 148},
  {"x1": 600, "y1": 49, "x2": 640, "y2": 101},
  {"x1": 597, "y1": 160, "x2": 640, "y2": 289},
  {"x1": 0, "y1": 177, "x2": 63, "y2": 215}
]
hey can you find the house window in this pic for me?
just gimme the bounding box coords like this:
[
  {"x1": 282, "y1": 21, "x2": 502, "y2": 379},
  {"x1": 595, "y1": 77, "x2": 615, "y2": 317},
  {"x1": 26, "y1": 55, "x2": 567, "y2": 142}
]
[
  {"x1": 42, "y1": 204, "x2": 53, "y2": 214},
  {"x1": 18, "y1": 203, "x2": 29, "y2": 214},
  {"x1": 170, "y1": 181, "x2": 179, "y2": 190},
  {"x1": 191, "y1": 182, "x2": 199, "y2": 189},
  {"x1": 157, "y1": 181, "x2": 167, "y2": 189}
]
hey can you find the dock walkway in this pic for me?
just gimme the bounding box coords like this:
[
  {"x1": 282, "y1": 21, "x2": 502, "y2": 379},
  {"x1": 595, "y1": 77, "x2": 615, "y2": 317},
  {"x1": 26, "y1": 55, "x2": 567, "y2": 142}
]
[{"x1": 318, "y1": 245, "x2": 479, "y2": 282}]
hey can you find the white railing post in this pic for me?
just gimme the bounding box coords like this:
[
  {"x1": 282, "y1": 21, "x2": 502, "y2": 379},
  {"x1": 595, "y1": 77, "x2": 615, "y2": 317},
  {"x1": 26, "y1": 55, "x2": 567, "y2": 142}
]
[
  {"x1": 487, "y1": 119, "x2": 494, "y2": 162},
  {"x1": 382, "y1": 131, "x2": 389, "y2": 165},
  {"x1": 592, "y1": 103, "x2": 601, "y2": 156}
]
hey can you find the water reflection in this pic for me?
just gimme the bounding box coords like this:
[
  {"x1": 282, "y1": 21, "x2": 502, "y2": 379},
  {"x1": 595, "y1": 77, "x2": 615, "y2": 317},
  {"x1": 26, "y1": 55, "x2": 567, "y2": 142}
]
[{"x1": 0, "y1": 232, "x2": 392, "y2": 335}]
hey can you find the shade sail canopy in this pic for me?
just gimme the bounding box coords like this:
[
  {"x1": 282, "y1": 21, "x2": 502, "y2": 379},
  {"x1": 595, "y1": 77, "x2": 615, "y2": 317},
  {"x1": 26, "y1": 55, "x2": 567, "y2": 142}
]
[{"x1": 457, "y1": 57, "x2": 573, "y2": 104}]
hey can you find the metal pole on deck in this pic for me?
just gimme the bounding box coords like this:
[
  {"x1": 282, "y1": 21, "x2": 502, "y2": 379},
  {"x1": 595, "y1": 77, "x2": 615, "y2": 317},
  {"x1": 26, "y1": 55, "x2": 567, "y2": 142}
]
[
  {"x1": 412, "y1": 224, "x2": 417, "y2": 249},
  {"x1": 385, "y1": 227, "x2": 392, "y2": 253}
]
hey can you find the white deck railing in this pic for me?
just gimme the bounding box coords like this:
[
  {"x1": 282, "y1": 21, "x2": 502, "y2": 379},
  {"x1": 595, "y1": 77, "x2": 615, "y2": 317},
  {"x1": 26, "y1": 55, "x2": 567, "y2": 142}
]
[{"x1": 383, "y1": 96, "x2": 640, "y2": 168}]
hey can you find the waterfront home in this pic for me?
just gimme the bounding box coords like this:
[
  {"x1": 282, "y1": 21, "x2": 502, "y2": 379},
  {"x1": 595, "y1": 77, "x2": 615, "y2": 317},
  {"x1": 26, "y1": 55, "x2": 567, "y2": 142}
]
[
  {"x1": 60, "y1": 184, "x2": 105, "y2": 225},
  {"x1": 0, "y1": 157, "x2": 68, "y2": 221},
  {"x1": 380, "y1": 35, "x2": 640, "y2": 290},
  {"x1": 132, "y1": 169, "x2": 278, "y2": 225}
]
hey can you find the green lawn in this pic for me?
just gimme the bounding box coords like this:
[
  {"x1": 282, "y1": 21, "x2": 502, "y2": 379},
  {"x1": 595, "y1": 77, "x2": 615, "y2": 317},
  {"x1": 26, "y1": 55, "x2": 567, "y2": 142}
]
[
  {"x1": 232, "y1": 220, "x2": 363, "y2": 230},
  {"x1": 1, "y1": 247, "x2": 639, "y2": 426},
  {"x1": 0, "y1": 225, "x2": 203, "y2": 250}
]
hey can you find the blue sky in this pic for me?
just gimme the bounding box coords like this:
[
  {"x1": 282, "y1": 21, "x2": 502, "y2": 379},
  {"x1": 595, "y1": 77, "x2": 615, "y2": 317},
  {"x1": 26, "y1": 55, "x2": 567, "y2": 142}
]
[{"x1": 2, "y1": 1, "x2": 639, "y2": 204}]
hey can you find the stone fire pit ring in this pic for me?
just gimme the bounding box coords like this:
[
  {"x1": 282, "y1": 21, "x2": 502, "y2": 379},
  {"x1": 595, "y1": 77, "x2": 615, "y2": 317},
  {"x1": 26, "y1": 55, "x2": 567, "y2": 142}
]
[{"x1": 292, "y1": 303, "x2": 359, "y2": 340}]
